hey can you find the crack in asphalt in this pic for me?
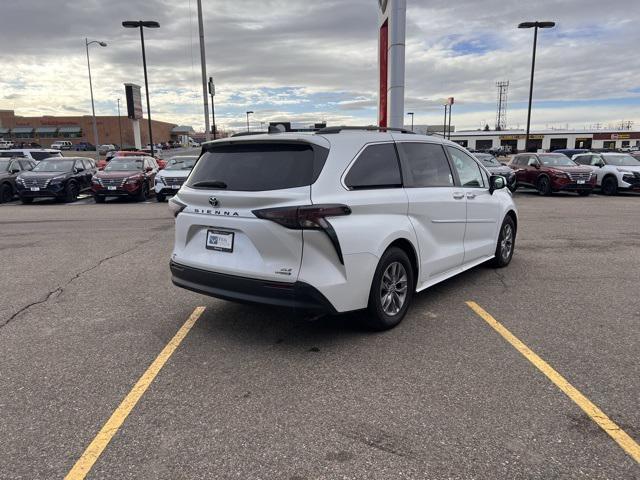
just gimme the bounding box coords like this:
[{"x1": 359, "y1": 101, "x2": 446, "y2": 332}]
[
  {"x1": 1, "y1": 236, "x2": 157, "y2": 329},
  {"x1": 492, "y1": 268, "x2": 509, "y2": 291}
]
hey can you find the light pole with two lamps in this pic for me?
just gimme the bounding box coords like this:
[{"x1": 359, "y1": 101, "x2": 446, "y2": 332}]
[
  {"x1": 518, "y1": 21, "x2": 555, "y2": 152},
  {"x1": 122, "y1": 20, "x2": 160, "y2": 156}
]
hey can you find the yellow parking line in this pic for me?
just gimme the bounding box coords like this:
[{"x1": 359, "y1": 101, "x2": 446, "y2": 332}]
[
  {"x1": 65, "y1": 306, "x2": 206, "y2": 480},
  {"x1": 466, "y1": 301, "x2": 639, "y2": 464}
]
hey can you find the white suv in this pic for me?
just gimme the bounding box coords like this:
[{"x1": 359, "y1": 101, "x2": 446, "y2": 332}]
[
  {"x1": 572, "y1": 152, "x2": 640, "y2": 195},
  {"x1": 169, "y1": 128, "x2": 518, "y2": 330}
]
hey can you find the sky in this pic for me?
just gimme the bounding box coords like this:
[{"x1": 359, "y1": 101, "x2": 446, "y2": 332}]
[{"x1": 0, "y1": 0, "x2": 639, "y2": 133}]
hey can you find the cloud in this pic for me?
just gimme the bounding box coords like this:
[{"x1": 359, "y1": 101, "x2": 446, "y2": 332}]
[{"x1": 0, "y1": 0, "x2": 638, "y2": 131}]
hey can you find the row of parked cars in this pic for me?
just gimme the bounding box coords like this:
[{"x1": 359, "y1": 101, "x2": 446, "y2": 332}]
[
  {"x1": 474, "y1": 150, "x2": 640, "y2": 196},
  {"x1": 0, "y1": 152, "x2": 198, "y2": 204}
]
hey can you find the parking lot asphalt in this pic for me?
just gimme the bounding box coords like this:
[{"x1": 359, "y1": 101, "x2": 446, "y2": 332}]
[{"x1": 0, "y1": 191, "x2": 638, "y2": 479}]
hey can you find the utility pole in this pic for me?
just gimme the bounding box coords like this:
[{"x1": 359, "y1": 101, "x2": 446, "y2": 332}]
[
  {"x1": 197, "y1": 0, "x2": 211, "y2": 141},
  {"x1": 117, "y1": 98, "x2": 123, "y2": 147},
  {"x1": 85, "y1": 38, "x2": 107, "y2": 149},
  {"x1": 443, "y1": 104, "x2": 448, "y2": 138},
  {"x1": 208, "y1": 77, "x2": 216, "y2": 140}
]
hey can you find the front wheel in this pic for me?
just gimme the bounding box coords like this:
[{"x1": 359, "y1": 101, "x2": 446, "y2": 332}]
[
  {"x1": 536, "y1": 176, "x2": 552, "y2": 196},
  {"x1": 601, "y1": 176, "x2": 618, "y2": 196},
  {"x1": 492, "y1": 216, "x2": 516, "y2": 268},
  {"x1": 363, "y1": 247, "x2": 415, "y2": 331},
  {"x1": 0, "y1": 183, "x2": 13, "y2": 203},
  {"x1": 136, "y1": 183, "x2": 149, "y2": 202},
  {"x1": 63, "y1": 182, "x2": 79, "y2": 203}
]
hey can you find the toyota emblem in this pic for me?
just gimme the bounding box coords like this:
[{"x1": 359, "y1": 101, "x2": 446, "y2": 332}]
[{"x1": 209, "y1": 197, "x2": 219, "y2": 207}]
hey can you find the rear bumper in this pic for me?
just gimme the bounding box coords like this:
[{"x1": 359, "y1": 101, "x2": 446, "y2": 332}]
[{"x1": 170, "y1": 260, "x2": 337, "y2": 314}]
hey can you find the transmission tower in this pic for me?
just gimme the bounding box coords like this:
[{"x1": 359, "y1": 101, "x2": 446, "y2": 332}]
[{"x1": 495, "y1": 81, "x2": 509, "y2": 130}]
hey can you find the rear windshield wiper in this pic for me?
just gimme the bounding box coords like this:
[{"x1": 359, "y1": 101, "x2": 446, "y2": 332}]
[{"x1": 191, "y1": 180, "x2": 227, "y2": 189}]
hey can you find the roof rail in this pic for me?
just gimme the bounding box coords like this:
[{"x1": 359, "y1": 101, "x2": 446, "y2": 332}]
[
  {"x1": 230, "y1": 131, "x2": 269, "y2": 137},
  {"x1": 316, "y1": 126, "x2": 415, "y2": 135}
]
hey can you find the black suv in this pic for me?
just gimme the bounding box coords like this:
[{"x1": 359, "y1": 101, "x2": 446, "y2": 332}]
[
  {"x1": 16, "y1": 157, "x2": 97, "y2": 203},
  {"x1": 0, "y1": 158, "x2": 36, "y2": 203}
]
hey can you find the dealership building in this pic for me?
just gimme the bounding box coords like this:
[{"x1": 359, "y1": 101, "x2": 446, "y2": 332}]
[
  {"x1": 448, "y1": 129, "x2": 640, "y2": 152},
  {"x1": 0, "y1": 109, "x2": 186, "y2": 148}
]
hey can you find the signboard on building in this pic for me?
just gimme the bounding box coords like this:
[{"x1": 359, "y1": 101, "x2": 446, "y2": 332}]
[
  {"x1": 593, "y1": 132, "x2": 640, "y2": 140},
  {"x1": 500, "y1": 134, "x2": 544, "y2": 140},
  {"x1": 124, "y1": 83, "x2": 143, "y2": 120}
]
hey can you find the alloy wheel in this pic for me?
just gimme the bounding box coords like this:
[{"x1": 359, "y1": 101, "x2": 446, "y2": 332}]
[
  {"x1": 500, "y1": 224, "x2": 514, "y2": 261},
  {"x1": 380, "y1": 261, "x2": 408, "y2": 316}
]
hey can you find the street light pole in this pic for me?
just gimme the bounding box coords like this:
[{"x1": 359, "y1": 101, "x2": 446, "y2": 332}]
[
  {"x1": 117, "y1": 98, "x2": 123, "y2": 147},
  {"x1": 407, "y1": 112, "x2": 414, "y2": 132},
  {"x1": 443, "y1": 104, "x2": 448, "y2": 138},
  {"x1": 208, "y1": 77, "x2": 216, "y2": 140},
  {"x1": 197, "y1": 0, "x2": 211, "y2": 142},
  {"x1": 448, "y1": 104, "x2": 452, "y2": 140},
  {"x1": 85, "y1": 38, "x2": 107, "y2": 149},
  {"x1": 123, "y1": 20, "x2": 160, "y2": 157},
  {"x1": 246, "y1": 111, "x2": 253, "y2": 132},
  {"x1": 519, "y1": 21, "x2": 555, "y2": 152}
]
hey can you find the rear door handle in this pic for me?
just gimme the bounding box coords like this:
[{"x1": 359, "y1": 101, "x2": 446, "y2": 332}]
[
  {"x1": 453, "y1": 192, "x2": 465, "y2": 199},
  {"x1": 466, "y1": 193, "x2": 476, "y2": 199}
]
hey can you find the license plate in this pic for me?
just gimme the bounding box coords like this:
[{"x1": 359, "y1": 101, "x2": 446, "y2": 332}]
[
  {"x1": 108, "y1": 186, "x2": 117, "y2": 190},
  {"x1": 30, "y1": 187, "x2": 40, "y2": 191},
  {"x1": 206, "y1": 230, "x2": 234, "y2": 252},
  {"x1": 577, "y1": 180, "x2": 585, "y2": 184}
]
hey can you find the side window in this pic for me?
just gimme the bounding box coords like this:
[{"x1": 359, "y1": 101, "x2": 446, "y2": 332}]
[
  {"x1": 527, "y1": 156, "x2": 538, "y2": 166},
  {"x1": 10, "y1": 161, "x2": 22, "y2": 172},
  {"x1": 19, "y1": 160, "x2": 32, "y2": 170},
  {"x1": 573, "y1": 156, "x2": 588, "y2": 165},
  {"x1": 591, "y1": 156, "x2": 603, "y2": 166},
  {"x1": 447, "y1": 147, "x2": 485, "y2": 188},
  {"x1": 74, "y1": 160, "x2": 83, "y2": 170},
  {"x1": 82, "y1": 159, "x2": 93, "y2": 169},
  {"x1": 398, "y1": 142, "x2": 454, "y2": 187},
  {"x1": 345, "y1": 143, "x2": 402, "y2": 190}
]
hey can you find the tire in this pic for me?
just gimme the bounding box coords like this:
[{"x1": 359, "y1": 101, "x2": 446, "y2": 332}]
[
  {"x1": 156, "y1": 192, "x2": 165, "y2": 202},
  {"x1": 94, "y1": 195, "x2": 105, "y2": 204},
  {"x1": 136, "y1": 183, "x2": 149, "y2": 202},
  {"x1": 63, "y1": 182, "x2": 79, "y2": 203},
  {"x1": 0, "y1": 183, "x2": 13, "y2": 203},
  {"x1": 601, "y1": 176, "x2": 618, "y2": 196},
  {"x1": 578, "y1": 190, "x2": 591, "y2": 196},
  {"x1": 362, "y1": 247, "x2": 415, "y2": 331},
  {"x1": 20, "y1": 196, "x2": 33, "y2": 204},
  {"x1": 492, "y1": 215, "x2": 516, "y2": 268},
  {"x1": 536, "y1": 176, "x2": 552, "y2": 196}
]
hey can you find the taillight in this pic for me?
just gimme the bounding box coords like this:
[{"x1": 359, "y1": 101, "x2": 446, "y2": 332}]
[{"x1": 253, "y1": 204, "x2": 351, "y2": 264}]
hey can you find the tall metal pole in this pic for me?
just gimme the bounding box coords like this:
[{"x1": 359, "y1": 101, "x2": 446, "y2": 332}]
[
  {"x1": 85, "y1": 38, "x2": 100, "y2": 148},
  {"x1": 525, "y1": 26, "x2": 538, "y2": 152},
  {"x1": 139, "y1": 25, "x2": 154, "y2": 157},
  {"x1": 197, "y1": 0, "x2": 211, "y2": 142},
  {"x1": 210, "y1": 92, "x2": 216, "y2": 140},
  {"x1": 443, "y1": 105, "x2": 448, "y2": 138},
  {"x1": 448, "y1": 104, "x2": 452, "y2": 140},
  {"x1": 246, "y1": 112, "x2": 250, "y2": 132},
  {"x1": 117, "y1": 98, "x2": 123, "y2": 147}
]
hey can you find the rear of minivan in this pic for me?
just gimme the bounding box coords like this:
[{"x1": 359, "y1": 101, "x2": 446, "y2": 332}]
[{"x1": 170, "y1": 135, "x2": 346, "y2": 312}]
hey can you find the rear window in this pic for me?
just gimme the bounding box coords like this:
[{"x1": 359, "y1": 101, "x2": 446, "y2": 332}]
[
  {"x1": 31, "y1": 151, "x2": 62, "y2": 161},
  {"x1": 187, "y1": 142, "x2": 327, "y2": 191}
]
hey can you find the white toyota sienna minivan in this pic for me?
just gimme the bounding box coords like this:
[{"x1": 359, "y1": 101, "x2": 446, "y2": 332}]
[{"x1": 169, "y1": 127, "x2": 517, "y2": 330}]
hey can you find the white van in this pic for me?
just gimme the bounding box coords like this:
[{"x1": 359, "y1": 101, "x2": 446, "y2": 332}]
[
  {"x1": 0, "y1": 140, "x2": 14, "y2": 149},
  {"x1": 51, "y1": 140, "x2": 73, "y2": 150}
]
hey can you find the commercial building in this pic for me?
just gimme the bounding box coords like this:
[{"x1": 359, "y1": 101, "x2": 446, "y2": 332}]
[
  {"x1": 0, "y1": 109, "x2": 182, "y2": 148},
  {"x1": 448, "y1": 128, "x2": 640, "y2": 152}
]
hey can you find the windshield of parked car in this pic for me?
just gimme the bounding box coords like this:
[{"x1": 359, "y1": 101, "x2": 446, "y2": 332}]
[
  {"x1": 165, "y1": 157, "x2": 198, "y2": 170},
  {"x1": 475, "y1": 154, "x2": 502, "y2": 166},
  {"x1": 32, "y1": 159, "x2": 75, "y2": 172},
  {"x1": 104, "y1": 158, "x2": 144, "y2": 171},
  {"x1": 604, "y1": 154, "x2": 640, "y2": 166},
  {"x1": 538, "y1": 154, "x2": 577, "y2": 166}
]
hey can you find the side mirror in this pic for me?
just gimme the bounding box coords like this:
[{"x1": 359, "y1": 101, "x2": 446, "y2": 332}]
[
  {"x1": 145, "y1": 166, "x2": 153, "y2": 172},
  {"x1": 74, "y1": 167, "x2": 84, "y2": 173},
  {"x1": 489, "y1": 175, "x2": 506, "y2": 194},
  {"x1": 597, "y1": 162, "x2": 604, "y2": 168},
  {"x1": 10, "y1": 168, "x2": 20, "y2": 174}
]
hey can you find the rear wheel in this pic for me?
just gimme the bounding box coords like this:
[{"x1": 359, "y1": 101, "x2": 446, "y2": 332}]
[
  {"x1": 156, "y1": 192, "x2": 165, "y2": 202},
  {"x1": 536, "y1": 176, "x2": 552, "y2": 196},
  {"x1": 492, "y1": 216, "x2": 516, "y2": 267},
  {"x1": 601, "y1": 176, "x2": 618, "y2": 196},
  {"x1": 363, "y1": 247, "x2": 415, "y2": 331},
  {"x1": 0, "y1": 183, "x2": 13, "y2": 203},
  {"x1": 136, "y1": 183, "x2": 149, "y2": 202}
]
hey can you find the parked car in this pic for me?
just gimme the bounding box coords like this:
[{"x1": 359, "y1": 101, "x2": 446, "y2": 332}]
[
  {"x1": 572, "y1": 152, "x2": 640, "y2": 195},
  {"x1": 0, "y1": 158, "x2": 36, "y2": 203},
  {"x1": 92, "y1": 155, "x2": 159, "y2": 203},
  {"x1": 554, "y1": 148, "x2": 590, "y2": 158},
  {"x1": 51, "y1": 140, "x2": 73, "y2": 151},
  {"x1": 0, "y1": 149, "x2": 63, "y2": 163},
  {"x1": 509, "y1": 153, "x2": 596, "y2": 196},
  {"x1": 98, "y1": 144, "x2": 117, "y2": 155},
  {"x1": 473, "y1": 153, "x2": 517, "y2": 191},
  {"x1": 16, "y1": 157, "x2": 96, "y2": 203},
  {"x1": 96, "y1": 150, "x2": 149, "y2": 170},
  {"x1": 0, "y1": 140, "x2": 14, "y2": 149},
  {"x1": 154, "y1": 155, "x2": 198, "y2": 202},
  {"x1": 75, "y1": 142, "x2": 96, "y2": 151},
  {"x1": 488, "y1": 145, "x2": 511, "y2": 157},
  {"x1": 168, "y1": 128, "x2": 517, "y2": 330}
]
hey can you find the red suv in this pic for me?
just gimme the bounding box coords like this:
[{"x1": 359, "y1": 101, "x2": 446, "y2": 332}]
[
  {"x1": 97, "y1": 150, "x2": 167, "y2": 170},
  {"x1": 509, "y1": 153, "x2": 596, "y2": 196},
  {"x1": 91, "y1": 156, "x2": 159, "y2": 202}
]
